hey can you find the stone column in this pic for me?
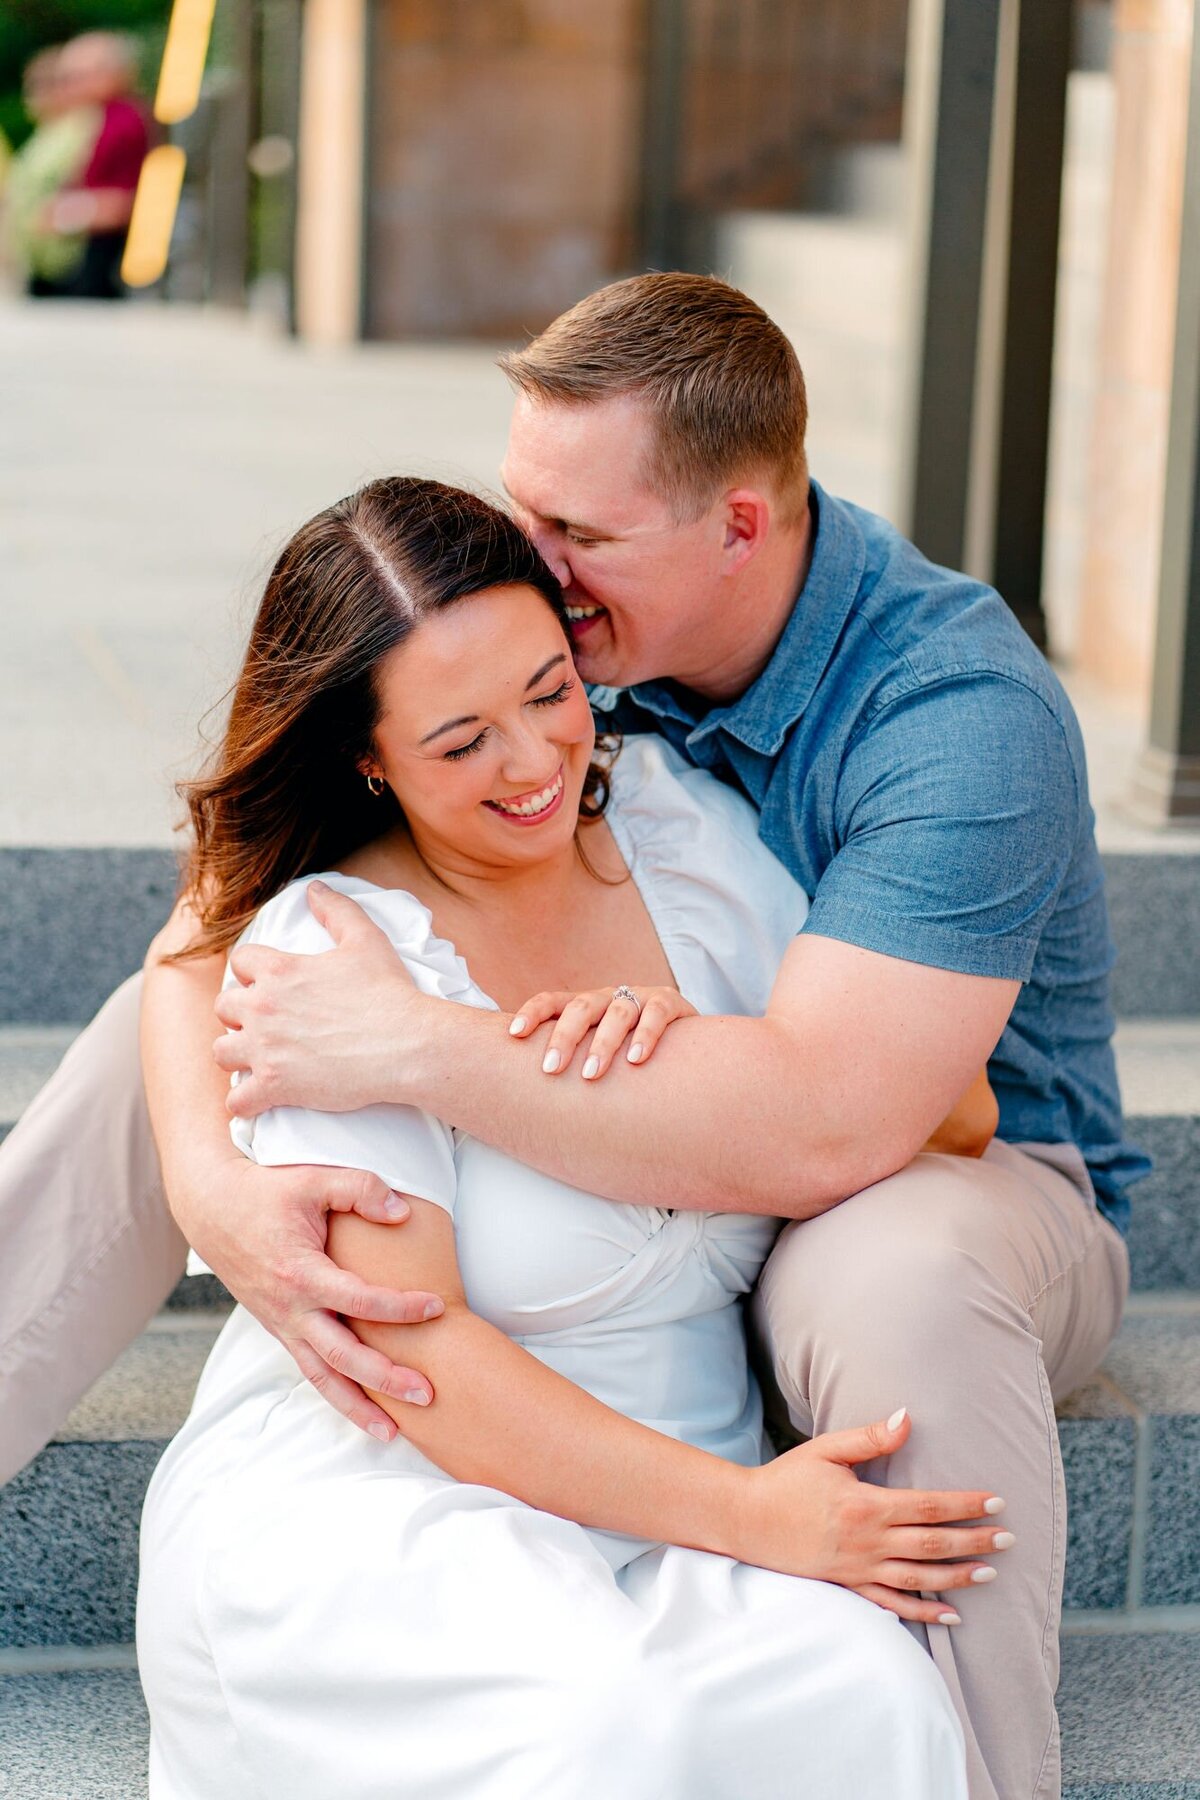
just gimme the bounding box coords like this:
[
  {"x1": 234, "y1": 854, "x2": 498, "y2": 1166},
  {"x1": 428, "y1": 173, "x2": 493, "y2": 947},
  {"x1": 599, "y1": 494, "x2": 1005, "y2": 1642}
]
[
  {"x1": 1076, "y1": 0, "x2": 1193, "y2": 702},
  {"x1": 294, "y1": 0, "x2": 369, "y2": 345}
]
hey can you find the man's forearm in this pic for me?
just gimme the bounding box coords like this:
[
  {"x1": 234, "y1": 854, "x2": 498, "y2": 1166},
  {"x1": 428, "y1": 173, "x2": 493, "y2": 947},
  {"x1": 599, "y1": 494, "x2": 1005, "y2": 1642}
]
[{"x1": 405, "y1": 1006, "x2": 898, "y2": 1218}]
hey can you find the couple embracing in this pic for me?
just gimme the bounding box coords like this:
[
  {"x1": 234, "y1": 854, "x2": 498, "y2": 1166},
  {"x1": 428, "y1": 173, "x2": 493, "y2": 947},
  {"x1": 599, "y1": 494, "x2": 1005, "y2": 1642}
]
[{"x1": 2, "y1": 274, "x2": 1142, "y2": 1799}]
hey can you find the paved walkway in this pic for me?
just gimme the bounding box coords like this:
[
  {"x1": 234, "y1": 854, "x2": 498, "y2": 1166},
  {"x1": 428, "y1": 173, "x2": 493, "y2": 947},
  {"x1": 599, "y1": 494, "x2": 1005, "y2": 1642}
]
[
  {"x1": 3, "y1": 299, "x2": 512, "y2": 846},
  {"x1": 3, "y1": 296, "x2": 1195, "y2": 853}
]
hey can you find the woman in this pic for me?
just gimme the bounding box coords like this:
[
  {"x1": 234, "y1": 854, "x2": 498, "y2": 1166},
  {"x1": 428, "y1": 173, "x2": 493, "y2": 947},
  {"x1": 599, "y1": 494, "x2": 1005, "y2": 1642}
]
[{"x1": 139, "y1": 476, "x2": 1000, "y2": 1798}]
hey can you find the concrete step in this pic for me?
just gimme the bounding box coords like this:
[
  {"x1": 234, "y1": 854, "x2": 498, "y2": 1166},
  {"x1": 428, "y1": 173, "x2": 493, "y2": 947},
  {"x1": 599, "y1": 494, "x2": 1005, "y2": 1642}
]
[
  {"x1": 1061, "y1": 1299, "x2": 1200, "y2": 1616},
  {"x1": 2, "y1": 1303, "x2": 1199, "y2": 1650},
  {"x1": 0, "y1": 1634, "x2": 1196, "y2": 1797},
  {"x1": 2, "y1": 1025, "x2": 1196, "y2": 1293},
  {"x1": 0, "y1": 846, "x2": 1197, "y2": 1024}
]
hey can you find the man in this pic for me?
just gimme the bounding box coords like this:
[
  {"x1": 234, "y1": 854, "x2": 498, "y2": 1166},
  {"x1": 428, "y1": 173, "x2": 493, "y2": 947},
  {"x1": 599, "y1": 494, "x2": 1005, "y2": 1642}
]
[{"x1": 1, "y1": 276, "x2": 1142, "y2": 1799}]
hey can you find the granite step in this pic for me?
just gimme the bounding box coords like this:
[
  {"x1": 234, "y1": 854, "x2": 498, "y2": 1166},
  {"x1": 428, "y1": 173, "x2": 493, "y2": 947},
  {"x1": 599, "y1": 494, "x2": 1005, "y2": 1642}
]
[
  {"x1": 2, "y1": 1021, "x2": 1197, "y2": 1292},
  {"x1": 2, "y1": 1301, "x2": 1199, "y2": 1650},
  {"x1": 0, "y1": 846, "x2": 1197, "y2": 1024},
  {"x1": 0, "y1": 1633, "x2": 1196, "y2": 1798}
]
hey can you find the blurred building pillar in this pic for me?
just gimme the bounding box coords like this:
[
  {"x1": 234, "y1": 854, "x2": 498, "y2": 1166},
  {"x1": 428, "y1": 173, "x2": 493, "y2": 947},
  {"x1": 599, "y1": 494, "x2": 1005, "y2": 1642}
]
[
  {"x1": 898, "y1": 0, "x2": 1002, "y2": 569},
  {"x1": 1077, "y1": 0, "x2": 1192, "y2": 702},
  {"x1": 900, "y1": 0, "x2": 1072, "y2": 648},
  {"x1": 1131, "y1": 0, "x2": 1200, "y2": 823},
  {"x1": 294, "y1": 0, "x2": 368, "y2": 344}
]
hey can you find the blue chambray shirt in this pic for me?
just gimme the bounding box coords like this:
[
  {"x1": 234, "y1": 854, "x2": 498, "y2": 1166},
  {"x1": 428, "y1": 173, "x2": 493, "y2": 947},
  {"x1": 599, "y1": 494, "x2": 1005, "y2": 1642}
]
[{"x1": 594, "y1": 482, "x2": 1148, "y2": 1233}]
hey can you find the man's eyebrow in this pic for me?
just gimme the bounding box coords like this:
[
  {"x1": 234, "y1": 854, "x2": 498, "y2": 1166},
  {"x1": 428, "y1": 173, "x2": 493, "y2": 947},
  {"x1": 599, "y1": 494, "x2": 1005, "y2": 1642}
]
[{"x1": 418, "y1": 655, "x2": 567, "y2": 745}]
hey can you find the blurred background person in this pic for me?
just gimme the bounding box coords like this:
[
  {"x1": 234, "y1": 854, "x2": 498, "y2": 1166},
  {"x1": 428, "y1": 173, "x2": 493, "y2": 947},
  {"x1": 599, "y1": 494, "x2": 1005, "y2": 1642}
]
[
  {"x1": 40, "y1": 32, "x2": 151, "y2": 300},
  {"x1": 3, "y1": 45, "x2": 97, "y2": 298}
]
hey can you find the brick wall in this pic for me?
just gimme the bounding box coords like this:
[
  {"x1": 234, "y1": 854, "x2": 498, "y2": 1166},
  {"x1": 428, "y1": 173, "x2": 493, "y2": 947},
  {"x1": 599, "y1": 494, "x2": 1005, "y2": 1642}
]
[{"x1": 364, "y1": 0, "x2": 647, "y2": 340}]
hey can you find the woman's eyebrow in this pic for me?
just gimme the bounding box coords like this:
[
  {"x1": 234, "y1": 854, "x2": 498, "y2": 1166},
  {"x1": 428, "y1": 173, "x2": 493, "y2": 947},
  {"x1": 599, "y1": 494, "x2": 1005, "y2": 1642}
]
[
  {"x1": 419, "y1": 655, "x2": 567, "y2": 745},
  {"x1": 525, "y1": 653, "x2": 566, "y2": 691}
]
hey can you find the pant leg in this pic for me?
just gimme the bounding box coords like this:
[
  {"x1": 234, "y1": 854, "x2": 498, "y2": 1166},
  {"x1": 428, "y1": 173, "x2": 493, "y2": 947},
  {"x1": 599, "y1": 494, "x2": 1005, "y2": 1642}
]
[
  {"x1": 0, "y1": 972, "x2": 183, "y2": 1485},
  {"x1": 750, "y1": 1142, "x2": 1129, "y2": 1800}
]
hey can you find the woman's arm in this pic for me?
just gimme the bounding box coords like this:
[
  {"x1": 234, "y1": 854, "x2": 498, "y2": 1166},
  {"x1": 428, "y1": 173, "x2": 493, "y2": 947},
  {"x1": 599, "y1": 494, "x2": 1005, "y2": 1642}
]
[
  {"x1": 328, "y1": 1201, "x2": 1012, "y2": 1625},
  {"x1": 140, "y1": 895, "x2": 445, "y2": 1431}
]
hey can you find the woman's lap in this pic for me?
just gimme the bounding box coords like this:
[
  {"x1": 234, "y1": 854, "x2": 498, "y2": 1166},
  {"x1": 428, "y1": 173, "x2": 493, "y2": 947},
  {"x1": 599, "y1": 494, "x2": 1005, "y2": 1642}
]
[{"x1": 139, "y1": 1334, "x2": 965, "y2": 1800}]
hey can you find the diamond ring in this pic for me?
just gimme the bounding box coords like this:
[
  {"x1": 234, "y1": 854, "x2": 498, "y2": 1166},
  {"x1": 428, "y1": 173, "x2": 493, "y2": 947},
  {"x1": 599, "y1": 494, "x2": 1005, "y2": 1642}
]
[{"x1": 612, "y1": 985, "x2": 642, "y2": 1016}]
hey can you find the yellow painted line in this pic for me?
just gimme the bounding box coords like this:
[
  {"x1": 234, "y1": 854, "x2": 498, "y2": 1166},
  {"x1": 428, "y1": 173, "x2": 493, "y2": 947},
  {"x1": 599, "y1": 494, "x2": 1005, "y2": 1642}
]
[
  {"x1": 154, "y1": 0, "x2": 217, "y2": 125},
  {"x1": 121, "y1": 144, "x2": 187, "y2": 289}
]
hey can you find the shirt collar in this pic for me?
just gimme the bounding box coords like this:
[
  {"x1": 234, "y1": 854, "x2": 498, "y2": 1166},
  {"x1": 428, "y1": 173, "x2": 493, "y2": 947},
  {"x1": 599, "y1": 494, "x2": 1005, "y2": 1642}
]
[{"x1": 623, "y1": 482, "x2": 868, "y2": 756}]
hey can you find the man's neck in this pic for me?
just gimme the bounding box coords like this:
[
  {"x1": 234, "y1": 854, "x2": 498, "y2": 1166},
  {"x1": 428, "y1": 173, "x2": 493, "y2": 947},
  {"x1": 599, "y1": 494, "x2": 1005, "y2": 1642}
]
[{"x1": 679, "y1": 504, "x2": 815, "y2": 708}]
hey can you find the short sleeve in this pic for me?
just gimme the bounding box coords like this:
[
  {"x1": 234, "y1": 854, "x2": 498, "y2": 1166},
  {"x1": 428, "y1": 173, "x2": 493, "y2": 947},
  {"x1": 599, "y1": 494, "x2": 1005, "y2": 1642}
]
[
  {"x1": 802, "y1": 673, "x2": 1081, "y2": 981},
  {"x1": 225, "y1": 878, "x2": 460, "y2": 1216}
]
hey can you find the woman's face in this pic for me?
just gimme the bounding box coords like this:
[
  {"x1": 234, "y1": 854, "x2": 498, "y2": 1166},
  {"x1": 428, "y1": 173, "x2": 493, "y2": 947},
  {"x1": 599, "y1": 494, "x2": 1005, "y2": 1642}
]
[{"x1": 367, "y1": 583, "x2": 596, "y2": 877}]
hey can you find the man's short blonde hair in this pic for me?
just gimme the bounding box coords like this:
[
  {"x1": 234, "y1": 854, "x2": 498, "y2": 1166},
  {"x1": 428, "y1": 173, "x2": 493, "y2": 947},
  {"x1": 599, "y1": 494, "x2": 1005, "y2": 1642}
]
[{"x1": 499, "y1": 273, "x2": 809, "y2": 524}]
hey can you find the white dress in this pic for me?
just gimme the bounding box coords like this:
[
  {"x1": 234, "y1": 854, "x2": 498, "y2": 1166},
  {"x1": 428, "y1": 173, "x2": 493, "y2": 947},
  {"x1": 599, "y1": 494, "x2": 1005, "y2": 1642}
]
[{"x1": 137, "y1": 736, "x2": 966, "y2": 1800}]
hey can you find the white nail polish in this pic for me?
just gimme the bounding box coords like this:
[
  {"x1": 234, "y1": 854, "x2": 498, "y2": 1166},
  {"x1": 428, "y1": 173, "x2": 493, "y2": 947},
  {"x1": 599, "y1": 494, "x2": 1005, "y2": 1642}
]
[
  {"x1": 509, "y1": 1016, "x2": 527, "y2": 1036},
  {"x1": 886, "y1": 1406, "x2": 908, "y2": 1431},
  {"x1": 542, "y1": 1049, "x2": 561, "y2": 1074},
  {"x1": 992, "y1": 1531, "x2": 1016, "y2": 1551},
  {"x1": 403, "y1": 1389, "x2": 430, "y2": 1406},
  {"x1": 582, "y1": 1056, "x2": 600, "y2": 1080},
  {"x1": 937, "y1": 1612, "x2": 962, "y2": 1626},
  {"x1": 970, "y1": 1566, "x2": 998, "y2": 1584},
  {"x1": 984, "y1": 1497, "x2": 1006, "y2": 1515},
  {"x1": 628, "y1": 1043, "x2": 645, "y2": 1064}
]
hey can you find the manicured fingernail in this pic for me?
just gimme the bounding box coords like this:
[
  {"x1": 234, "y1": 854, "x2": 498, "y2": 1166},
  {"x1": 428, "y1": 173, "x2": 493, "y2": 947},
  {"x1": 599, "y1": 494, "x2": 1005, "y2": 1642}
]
[
  {"x1": 509, "y1": 1016, "x2": 527, "y2": 1036},
  {"x1": 628, "y1": 1042, "x2": 645, "y2": 1064},
  {"x1": 310, "y1": 879, "x2": 327, "y2": 893},
  {"x1": 886, "y1": 1407, "x2": 908, "y2": 1431},
  {"x1": 582, "y1": 1056, "x2": 600, "y2": 1080},
  {"x1": 984, "y1": 1497, "x2": 1006, "y2": 1515},
  {"x1": 367, "y1": 1422, "x2": 391, "y2": 1442},
  {"x1": 384, "y1": 1194, "x2": 408, "y2": 1218},
  {"x1": 970, "y1": 1566, "x2": 998, "y2": 1584},
  {"x1": 402, "y1": 1388, "x2": 430, "y2": 1406},
  {"x1": 992, "y1": 1531, "x2": 1016, "y2": 1551},
  {"x1": 542, "y1": 1049, "x2": 561, "y2": 1074},
  {"x1": 422, "y1": 1299, "x2": 444, "y2": 1320},
  {"x1": 937, "y1": 1612, "x2": 962, "y2": 1626}
]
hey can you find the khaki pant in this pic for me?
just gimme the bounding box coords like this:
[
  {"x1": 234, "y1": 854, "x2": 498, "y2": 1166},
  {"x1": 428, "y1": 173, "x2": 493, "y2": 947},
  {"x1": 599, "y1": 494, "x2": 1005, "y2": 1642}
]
[
  {"x1": 0, "y1": 973, "x2": 1128, "y2": 1800},
  {"x1": 752, "y1": 1139, "x2": 1129, "y2": 1800}
]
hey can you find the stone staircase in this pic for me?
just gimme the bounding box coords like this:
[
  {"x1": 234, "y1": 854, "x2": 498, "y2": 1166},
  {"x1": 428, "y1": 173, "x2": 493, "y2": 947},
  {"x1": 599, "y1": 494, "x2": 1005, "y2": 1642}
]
[{"x1": 0, "y1": 845, "x2": 1198, "y2": 1796}]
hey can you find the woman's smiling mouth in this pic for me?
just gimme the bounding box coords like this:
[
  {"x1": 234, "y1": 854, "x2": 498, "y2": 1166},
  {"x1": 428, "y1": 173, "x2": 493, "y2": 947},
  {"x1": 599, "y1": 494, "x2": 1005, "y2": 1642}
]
[{"x1": 484, "y1": 767, "x2": 566, "y2": 824}]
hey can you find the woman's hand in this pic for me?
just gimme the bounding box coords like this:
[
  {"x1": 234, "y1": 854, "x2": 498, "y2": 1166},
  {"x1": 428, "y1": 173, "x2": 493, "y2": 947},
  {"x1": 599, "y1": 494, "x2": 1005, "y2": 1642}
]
[
  {"x1": 508, "y1": 984, "x2": 698, "y2": 1079},
  {"x1": 734, "y1": 1408, "x2": 1011, "y2": 1626}
]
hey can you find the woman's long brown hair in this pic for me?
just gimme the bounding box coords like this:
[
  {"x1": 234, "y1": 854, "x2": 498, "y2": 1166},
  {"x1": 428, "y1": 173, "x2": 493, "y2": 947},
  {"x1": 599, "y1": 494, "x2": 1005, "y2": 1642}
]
[{"x1": 174, "y1": 476, "x2": 617, "y2": 961}]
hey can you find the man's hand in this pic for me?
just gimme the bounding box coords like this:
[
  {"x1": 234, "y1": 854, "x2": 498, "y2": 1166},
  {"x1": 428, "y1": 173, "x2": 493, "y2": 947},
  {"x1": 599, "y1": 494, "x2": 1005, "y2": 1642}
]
[
  {"x1": 185, "y1": 1154, "x2": 445, "y2": 1438},
  {"x1": 214, "y1": 882, "x2": 436, "y2": 1119}
]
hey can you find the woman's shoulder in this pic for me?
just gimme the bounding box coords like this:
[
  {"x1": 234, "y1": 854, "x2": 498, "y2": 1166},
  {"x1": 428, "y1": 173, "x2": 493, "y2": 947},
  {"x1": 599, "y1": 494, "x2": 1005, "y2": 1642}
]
[
  {"x1": 609, "y1": 734, "x2": 805, "y2": 896},
  {"x1": 606, "y1": 734, "x2": 809, "y2": 1012},
  {"x1": 232, "y1": 873, "x2": 478, "y2": 1005}
]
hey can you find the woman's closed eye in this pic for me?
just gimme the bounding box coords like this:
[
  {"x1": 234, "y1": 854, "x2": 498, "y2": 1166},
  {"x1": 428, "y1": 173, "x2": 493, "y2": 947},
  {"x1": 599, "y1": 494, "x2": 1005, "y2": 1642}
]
[
  {"x1": 531, "y1": 678, "x2": 576, "y2": 709},
  {"x1": 442, "y1": 679, "x2": 577, "y2": 761}
]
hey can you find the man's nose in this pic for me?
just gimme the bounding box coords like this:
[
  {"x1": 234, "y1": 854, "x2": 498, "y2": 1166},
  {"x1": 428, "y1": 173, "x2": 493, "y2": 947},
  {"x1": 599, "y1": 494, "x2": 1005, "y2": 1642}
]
[{"x1": 527, "y1": 522, "x2": 572, "y2": 587}]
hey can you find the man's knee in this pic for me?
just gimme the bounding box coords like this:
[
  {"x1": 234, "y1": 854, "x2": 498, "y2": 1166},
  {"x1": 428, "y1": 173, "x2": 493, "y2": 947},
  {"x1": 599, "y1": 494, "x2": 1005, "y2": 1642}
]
[
  {"x1": 762, "y1": 1155, "x2": 1003, "y2": 1327},
  {"x1": 754, "y1": 1154, "x2": 1028, "y2": 1427}
]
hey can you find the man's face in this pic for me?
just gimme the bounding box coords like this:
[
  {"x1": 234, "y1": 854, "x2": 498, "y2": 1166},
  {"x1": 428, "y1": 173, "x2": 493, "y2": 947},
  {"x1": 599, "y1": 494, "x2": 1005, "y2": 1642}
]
[{"x1": 500, "y1": 393, "x2": 729, "y2": 691}]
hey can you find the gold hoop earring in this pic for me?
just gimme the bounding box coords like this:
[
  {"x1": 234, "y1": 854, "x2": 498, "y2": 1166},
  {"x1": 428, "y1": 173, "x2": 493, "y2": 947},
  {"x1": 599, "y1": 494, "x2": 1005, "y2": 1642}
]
[{"x1": 365, "y1": 773, "x2": 385, "y2": 798}]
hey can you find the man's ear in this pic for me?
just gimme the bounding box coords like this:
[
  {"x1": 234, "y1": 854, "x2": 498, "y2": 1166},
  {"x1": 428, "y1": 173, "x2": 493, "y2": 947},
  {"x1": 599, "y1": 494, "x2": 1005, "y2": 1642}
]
[{"x1": 721, "y1": 489, "x2": 771, "y2": 572}]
